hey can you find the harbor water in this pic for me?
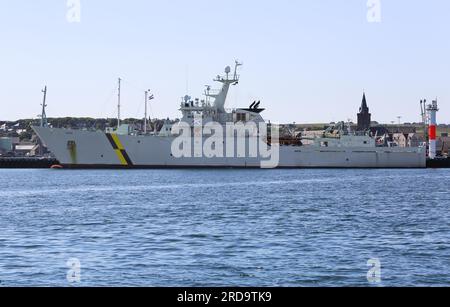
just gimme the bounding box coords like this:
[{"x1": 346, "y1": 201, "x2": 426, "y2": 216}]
[{"x1": 0, "y1": 169, "x2": 449, "y2": 287}]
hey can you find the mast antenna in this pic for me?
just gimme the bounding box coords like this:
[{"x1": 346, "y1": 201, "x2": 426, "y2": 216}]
[
  {"x1": 185, "y1": 65, "x2": 189, "y2": 94},
  {"x1": 204, "y1": 85, "x2": 211, "y2": 105},
  {"x1": 233, "y1": 60, "x2": 243, "y2": 80},
  {"x1": 144, "y1": 90, "x2": 154, "y2": 134},
  {"x1": 40, "y1": 86, "x2": 48, "y2": 127},
  {"x1": 117, "y1": 78, "x2": 121, "y2": 130}
]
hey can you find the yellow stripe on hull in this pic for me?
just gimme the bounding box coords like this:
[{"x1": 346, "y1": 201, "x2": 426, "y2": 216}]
[
  {"x1": 111, "y1": 134, "x2": 128, "y2": 166},
  {"x1": 111, "y1": 133, "x2": 125, "y2": 150},
  {"x1": 114, "y1": 149, "x2": 128, "y2": 166}
]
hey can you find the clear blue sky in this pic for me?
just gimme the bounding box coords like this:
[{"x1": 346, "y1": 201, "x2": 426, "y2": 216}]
[{"x1": 1, "y1": 0, "x2": 449, "y2": 124}]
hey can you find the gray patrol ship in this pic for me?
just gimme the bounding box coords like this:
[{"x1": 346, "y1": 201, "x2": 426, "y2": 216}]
[{"x1": 33, "y1": 63, "x2": 426, "y2": 168}]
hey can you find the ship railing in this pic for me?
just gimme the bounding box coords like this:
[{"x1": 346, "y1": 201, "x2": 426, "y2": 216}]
[
  {"x1": 214, "y1": 74, "x2": 240, "y2": 82},
  {"x1": 205, "y1": 89, "x2": 222, "y2": 96}
]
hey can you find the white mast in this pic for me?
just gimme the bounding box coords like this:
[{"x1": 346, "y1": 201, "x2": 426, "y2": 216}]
[
  {"x1": 144, "y1": 90, "x2": 154, "y2": 134},
  {"x1": 233, "y1": 60, "x2": 243, "y2": 80},
  {"x1": 40, "y1": 86, "x2": 48, "y2": 127},
  {"x1": 144, "y1": 90, "x2": 148, "y2": 134},
  {"x1": 117, "y1": 78, "x2": 121, "y2": 130},
  {"x1": 209, "y1": 61, "x2": 242, "y2": 113}
]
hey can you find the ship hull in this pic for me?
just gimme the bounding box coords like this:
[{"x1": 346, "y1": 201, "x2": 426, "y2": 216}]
[{"x1": 33, "y1": 127, "x2": 427, "y2": 169}]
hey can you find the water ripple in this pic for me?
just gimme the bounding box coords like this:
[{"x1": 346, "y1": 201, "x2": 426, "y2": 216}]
[{"x1": 0, "y1": 169, "x2": 449, "y2": 286}]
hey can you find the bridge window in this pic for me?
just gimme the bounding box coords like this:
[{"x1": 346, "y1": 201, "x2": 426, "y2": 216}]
[{"x1": 236, "y1": 113, "x2": 246, "y2": 122}]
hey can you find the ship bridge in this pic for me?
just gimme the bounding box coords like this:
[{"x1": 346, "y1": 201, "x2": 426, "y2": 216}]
[{"x1": 176, "y1": 62, "x2": 266, "y2": 128}]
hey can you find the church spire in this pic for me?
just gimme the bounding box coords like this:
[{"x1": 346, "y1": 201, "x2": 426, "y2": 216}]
[
  {"x1": 360, "y1": 92, "x2": 368, "y2": 112},
  {"x1": 357, "y1": 92, "x2": 371, "y2": 131}
]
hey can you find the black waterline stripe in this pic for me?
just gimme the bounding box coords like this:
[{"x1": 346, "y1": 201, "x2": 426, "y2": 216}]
[
  {"x1": 120, "y1": 150, "x2": 134, "y2": 166},
  {"x1": 105, "y1": 133, "x2": 119, "y2": 150}
]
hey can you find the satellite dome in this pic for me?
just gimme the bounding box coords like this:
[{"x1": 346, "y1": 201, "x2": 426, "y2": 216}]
[{"x1": 225, "y1": 66, "x2": 231, "y2": 74}]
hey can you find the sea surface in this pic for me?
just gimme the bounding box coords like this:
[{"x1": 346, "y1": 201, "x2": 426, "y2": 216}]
[{"x1": 0, "y1": 169, "x2": 449, "y2": 287}]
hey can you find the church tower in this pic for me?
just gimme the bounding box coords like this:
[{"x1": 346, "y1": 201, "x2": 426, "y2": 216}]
[{"x1": 357, "y1": 92, "x2": 371, "y2": 131}]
